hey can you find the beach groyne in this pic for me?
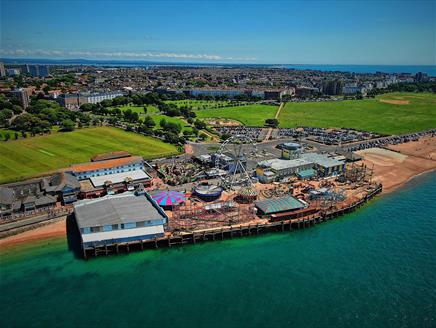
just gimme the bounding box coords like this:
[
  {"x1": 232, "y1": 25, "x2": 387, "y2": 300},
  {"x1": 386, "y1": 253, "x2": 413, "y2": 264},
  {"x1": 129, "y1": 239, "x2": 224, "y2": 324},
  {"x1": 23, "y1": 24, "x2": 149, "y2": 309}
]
[{"x1": 81, "y1": 184, "x2": 382, "y2": 259}]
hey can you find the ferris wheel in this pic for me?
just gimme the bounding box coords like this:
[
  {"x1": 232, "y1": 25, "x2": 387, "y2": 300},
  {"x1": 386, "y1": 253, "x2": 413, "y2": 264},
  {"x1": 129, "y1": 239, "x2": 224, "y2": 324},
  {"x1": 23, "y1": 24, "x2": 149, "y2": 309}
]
[{"x1": 215, "y1": 135, "x2": 257, "y2": 190}]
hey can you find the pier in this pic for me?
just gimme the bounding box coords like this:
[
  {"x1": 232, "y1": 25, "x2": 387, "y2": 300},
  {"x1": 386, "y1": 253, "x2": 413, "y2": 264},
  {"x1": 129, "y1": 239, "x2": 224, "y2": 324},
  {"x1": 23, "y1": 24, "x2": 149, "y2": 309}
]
[{"x1": 81, "y1": 184, "x2": 382, "y2": 259}]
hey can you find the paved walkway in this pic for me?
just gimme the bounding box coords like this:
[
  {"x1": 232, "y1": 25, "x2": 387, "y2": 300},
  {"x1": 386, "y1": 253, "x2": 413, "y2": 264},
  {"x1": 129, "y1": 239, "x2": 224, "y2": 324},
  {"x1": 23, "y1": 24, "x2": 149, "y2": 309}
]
[
  {"x1": 263, "y1": 102, "x2": 284, "y2": 142},
  {"x1": 0, "y1": 214, "x2": 51, "y2": 233}
]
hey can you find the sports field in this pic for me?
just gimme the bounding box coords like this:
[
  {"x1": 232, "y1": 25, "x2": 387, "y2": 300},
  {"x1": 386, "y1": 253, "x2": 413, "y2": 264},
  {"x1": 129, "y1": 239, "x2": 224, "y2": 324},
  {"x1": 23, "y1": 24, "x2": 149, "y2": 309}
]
[
  {"x1": 194, "y1": 104, "x2": 278, "y2": 126},
  {"x1": 278, "y1": 93, "x2": 436, "y2": 135},
  {"x1": 0, "y1": 126, "x2": 179, "y2": 184}
]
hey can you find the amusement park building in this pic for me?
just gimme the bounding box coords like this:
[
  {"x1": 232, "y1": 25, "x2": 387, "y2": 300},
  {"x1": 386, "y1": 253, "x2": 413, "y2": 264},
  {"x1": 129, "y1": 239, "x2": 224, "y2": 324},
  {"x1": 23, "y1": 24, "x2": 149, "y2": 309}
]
[{"x1": 74, "y1": 192, "x2": 168, "y2": 248}]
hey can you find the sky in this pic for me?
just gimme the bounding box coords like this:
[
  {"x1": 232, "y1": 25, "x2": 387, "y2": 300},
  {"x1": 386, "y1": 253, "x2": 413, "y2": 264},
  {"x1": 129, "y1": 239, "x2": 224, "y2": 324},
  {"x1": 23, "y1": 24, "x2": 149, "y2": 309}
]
[{"x1": 0, "y1": 0, "x2": 435, "y2": 65}]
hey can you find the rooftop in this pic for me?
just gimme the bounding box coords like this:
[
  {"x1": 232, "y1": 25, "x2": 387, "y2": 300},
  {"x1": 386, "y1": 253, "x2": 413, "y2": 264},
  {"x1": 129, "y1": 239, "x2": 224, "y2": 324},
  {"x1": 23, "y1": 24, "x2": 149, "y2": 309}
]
[
  {"x1": 74, "y1": 192, "x2": 167, "y2": 229},
  {"x1": 71, "y1": 156, "x2": 143, "y2": 173},
  {"x1": 258, "y1": 158, "x2": 312, "y2": 171},
  {"x1": 89, "y1": 169, "x2": 150, "y2": 188},
  {"x1": 255, "y1": 196, "x2": 305, "y2": 214},
  {"x1": 301, "y1": 153, "x2": 345, "y2": 168}
]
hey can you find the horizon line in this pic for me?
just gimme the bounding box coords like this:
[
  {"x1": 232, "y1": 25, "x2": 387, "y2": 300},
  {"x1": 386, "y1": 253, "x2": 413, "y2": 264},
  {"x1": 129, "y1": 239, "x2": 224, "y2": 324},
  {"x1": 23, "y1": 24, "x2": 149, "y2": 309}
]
[{"x1": 1, "y1": 57, "x2": 435, "y2": 67}]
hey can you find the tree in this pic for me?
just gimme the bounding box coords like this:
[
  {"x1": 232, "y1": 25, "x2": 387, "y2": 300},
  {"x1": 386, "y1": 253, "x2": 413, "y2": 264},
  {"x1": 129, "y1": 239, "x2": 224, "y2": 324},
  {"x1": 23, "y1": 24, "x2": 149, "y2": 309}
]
[
  {"x1": 165, "y1": 122, "x2": 182, "y2": 135},
  {"x1": 194, "y1": 119, "x2": 207, "y2": 130},
  {"x1": 163, "y1": 131, "x2": 179, "y2": 144},
  {"x1": 11, "y1": 105, "x2": 23, "y2": 115},
  {"x1": 143, "y1": 115, "x2": 156, "y2": 128},
  {"x1": 100, "y1": 99, "x2": 113, "y2": 107},
  {"x1": 0, "y1": 110, "x2": 13, "y2": 126},
  {"x1": 60, "y1": 119, "x2": 75, "y2": 131},
  {"x1": 265, "y1": 118, "x2": 279, "y2": 128},
  {"x1": 198, "y1": 132, "x2": 207, "y2": 141},
  {"x1": 143, "y1": 106, "x2": 148, "y2": 114},
  {"x1": 160, "y1": 118, "x2": 167, "y2": 129}
]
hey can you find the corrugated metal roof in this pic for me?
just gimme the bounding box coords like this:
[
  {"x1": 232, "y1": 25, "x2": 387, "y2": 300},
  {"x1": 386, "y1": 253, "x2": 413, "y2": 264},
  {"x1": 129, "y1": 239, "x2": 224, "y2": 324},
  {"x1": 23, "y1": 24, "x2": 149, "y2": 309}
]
[
  {"x1": 90, "y1": 169, "x2": 150, "y2": 187},
  {"x1": 255, "y1": 196, "x2": 305, "y2": 214},
  {"x1": 74, "y1": 192, "x2": 166, "y2": 228}
]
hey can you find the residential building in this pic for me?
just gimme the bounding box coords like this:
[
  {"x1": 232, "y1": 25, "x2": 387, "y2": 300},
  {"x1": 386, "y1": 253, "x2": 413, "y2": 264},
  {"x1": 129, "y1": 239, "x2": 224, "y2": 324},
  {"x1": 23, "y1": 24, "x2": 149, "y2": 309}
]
[
  {"x1": 26, "y1": 65, "x2": 50, "y2": 77},
  {"x1": 6, "y1": 68, "x2": 20, "y2": 76},
  {"x1": 0, "y1": 187, "x2": 16, "y2": 217},
  {"x1": 11, "y1": 88, "x2": 30, "y2": 109},
  {"x1": 83, "y1": 91, "x2": 123, "y2": 104},
  {"x1": 74, "y1": 192, "x2": 168, "y2": 248},
  {"x1": 41, "y1": 172, "x2": 81, "y2": 204},
  {"x1": 58, "y1": 91, "x2": 123, "y2": 109},
  {"x1": 0, "y1": 62, "x2": 5, "y2": 77},
  {"x1": 322, "y1": 80, "x2": 343, "y2": 95}
]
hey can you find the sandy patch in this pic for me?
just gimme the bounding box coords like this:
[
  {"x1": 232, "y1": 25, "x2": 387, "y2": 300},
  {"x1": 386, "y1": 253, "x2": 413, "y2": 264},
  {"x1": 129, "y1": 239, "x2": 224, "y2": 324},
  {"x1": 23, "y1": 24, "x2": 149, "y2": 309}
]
[
  {"x1": 206, "y1": 118, "x2": 242, "y2": 126},
  {"x1": 356, "y1": 137, "x2": 436, "y2": 193},
  {"x1": 380, "y1": 99, "x2": 410, "y2": 105},
  {"x1": 0, "y1": 219, "x2": 66, "y2": 249},
  {"x1": 357, "y1": 148, "x2": 407, "y2": 166}
]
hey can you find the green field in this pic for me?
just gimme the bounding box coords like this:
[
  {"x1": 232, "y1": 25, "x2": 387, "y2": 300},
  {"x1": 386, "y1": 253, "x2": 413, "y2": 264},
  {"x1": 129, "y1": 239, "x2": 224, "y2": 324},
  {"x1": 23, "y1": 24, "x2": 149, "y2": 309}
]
[
  {"x1": 194, "y1": 104, "x2": 278, "y2": 126},
  {"x1": 278, "y1": 93, "x2": 436, "y2": 135},
  {"x1": 118, "y1": 105, "x2": 192, "y2": 133},
  {"x1": 0, "y1": 126, "x2": 179, "y2": 184}
]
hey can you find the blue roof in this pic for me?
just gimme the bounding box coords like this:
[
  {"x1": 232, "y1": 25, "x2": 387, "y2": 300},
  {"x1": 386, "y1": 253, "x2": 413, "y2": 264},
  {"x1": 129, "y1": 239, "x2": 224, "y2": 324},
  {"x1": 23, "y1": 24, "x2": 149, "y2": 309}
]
[{"x1": 297, "y1": 168, "x2": 316, "y2": 178}]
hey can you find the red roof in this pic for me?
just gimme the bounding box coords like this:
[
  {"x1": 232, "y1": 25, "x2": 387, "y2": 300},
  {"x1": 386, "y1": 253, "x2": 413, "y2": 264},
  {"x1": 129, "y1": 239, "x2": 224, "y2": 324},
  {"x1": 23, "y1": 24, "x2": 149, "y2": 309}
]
[{"x1": 71, "y1": 156, "x2": 143, "y2": 173}]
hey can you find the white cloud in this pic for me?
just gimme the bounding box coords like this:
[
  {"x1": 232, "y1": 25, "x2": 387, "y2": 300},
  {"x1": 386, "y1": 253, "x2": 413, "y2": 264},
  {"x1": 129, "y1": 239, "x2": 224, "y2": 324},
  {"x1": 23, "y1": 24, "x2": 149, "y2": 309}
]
[{"x1": 0, "y1": 49, "x2": 256, "y2": 61}]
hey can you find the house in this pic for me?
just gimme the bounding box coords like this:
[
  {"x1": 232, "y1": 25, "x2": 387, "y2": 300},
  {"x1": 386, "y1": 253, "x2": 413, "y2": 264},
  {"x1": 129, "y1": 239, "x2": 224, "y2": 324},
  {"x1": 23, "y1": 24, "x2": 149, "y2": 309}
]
[
  {"x1": 0, "y1": 187, "x2": 15, "y2": 217},
  {"x1": 42, "y1": 172, "x2": 81, "y2": 204}
]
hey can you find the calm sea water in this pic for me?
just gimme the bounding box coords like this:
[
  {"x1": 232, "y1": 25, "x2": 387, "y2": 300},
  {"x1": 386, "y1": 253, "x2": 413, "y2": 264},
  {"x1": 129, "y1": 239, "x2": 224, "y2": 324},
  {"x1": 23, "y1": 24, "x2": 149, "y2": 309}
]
[
  {"x1": 1, "y1": 172, "x2": 435, "y2": 328},
  {"x1": 284, "y1": 64, "x2": 436, "y2": 76}
]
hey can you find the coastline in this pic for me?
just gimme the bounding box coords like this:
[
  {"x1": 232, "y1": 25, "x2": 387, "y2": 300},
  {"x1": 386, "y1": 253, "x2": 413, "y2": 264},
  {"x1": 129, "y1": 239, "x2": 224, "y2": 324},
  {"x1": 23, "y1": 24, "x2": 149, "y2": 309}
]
[{"x1": 1, "y1": 136, "x2": 435, "y2": 252}]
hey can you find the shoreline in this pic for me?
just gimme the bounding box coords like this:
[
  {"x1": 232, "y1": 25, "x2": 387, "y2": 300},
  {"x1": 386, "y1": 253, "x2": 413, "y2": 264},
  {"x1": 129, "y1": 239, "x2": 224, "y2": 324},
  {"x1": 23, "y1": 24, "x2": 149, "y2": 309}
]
[
  {"x1": 1, "y1": 170, "x2": 434, "y2": 252},
  {"x1": 381, "y1": 167, "x2": 436, "y2": 194},
  {"x1": 1, "y1": 137, "x2": 435, "y2": 252}
]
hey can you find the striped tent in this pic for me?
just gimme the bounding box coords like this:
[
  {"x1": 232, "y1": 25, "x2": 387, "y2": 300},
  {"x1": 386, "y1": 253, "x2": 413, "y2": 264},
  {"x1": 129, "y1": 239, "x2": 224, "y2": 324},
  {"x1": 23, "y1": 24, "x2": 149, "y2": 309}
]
[{"x1": 151, "y1": 191, "x2": 186, "y2": 207}]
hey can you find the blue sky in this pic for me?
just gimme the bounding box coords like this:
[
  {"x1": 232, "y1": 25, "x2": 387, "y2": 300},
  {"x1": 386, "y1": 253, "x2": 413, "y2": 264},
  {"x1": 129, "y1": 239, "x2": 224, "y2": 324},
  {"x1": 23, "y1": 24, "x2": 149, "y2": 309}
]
[{"x1": 1, "y1": 0, "x2": 435, "y2": 64}]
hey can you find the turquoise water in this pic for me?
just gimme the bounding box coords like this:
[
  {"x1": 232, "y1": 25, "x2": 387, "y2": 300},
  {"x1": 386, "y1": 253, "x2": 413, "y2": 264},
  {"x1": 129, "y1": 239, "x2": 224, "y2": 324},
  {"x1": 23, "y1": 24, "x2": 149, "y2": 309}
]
[{"x1": 1, "y1": 172, "x2": 435, "y2": 328}]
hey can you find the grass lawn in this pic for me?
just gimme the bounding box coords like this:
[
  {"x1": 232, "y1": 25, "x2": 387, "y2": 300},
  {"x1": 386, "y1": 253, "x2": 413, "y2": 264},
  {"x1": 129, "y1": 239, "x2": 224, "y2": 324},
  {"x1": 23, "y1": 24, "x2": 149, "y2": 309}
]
[
  {"x1": 117, "y1": 105, "x2": 192, "y2": 133},
  {"x1": 194, "y1": 104, "x2": 278, "y2": 126},
  {"x1": 278, "y1": 92, "x2": 436, "y2": 135},
  {"x1": 0, "y1": 126, "x2": 179, "y2": 184}
]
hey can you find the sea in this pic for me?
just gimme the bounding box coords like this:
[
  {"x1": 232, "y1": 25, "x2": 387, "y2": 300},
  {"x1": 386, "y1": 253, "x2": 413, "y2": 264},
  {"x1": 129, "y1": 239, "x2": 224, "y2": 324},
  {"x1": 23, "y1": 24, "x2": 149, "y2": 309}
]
[
  {"x1": 2, "y1": 58, "x2": 435, "y2": 76},
  {"x1": 0, "y1": 171, "x2": 435, "y2": 328}
]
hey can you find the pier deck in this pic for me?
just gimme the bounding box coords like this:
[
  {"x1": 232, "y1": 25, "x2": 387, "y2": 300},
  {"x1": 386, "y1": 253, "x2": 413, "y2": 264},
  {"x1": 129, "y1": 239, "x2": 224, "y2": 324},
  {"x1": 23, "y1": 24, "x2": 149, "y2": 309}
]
[{"x1": 82, "y1": 184, "x2": 382, "y2": 259}]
